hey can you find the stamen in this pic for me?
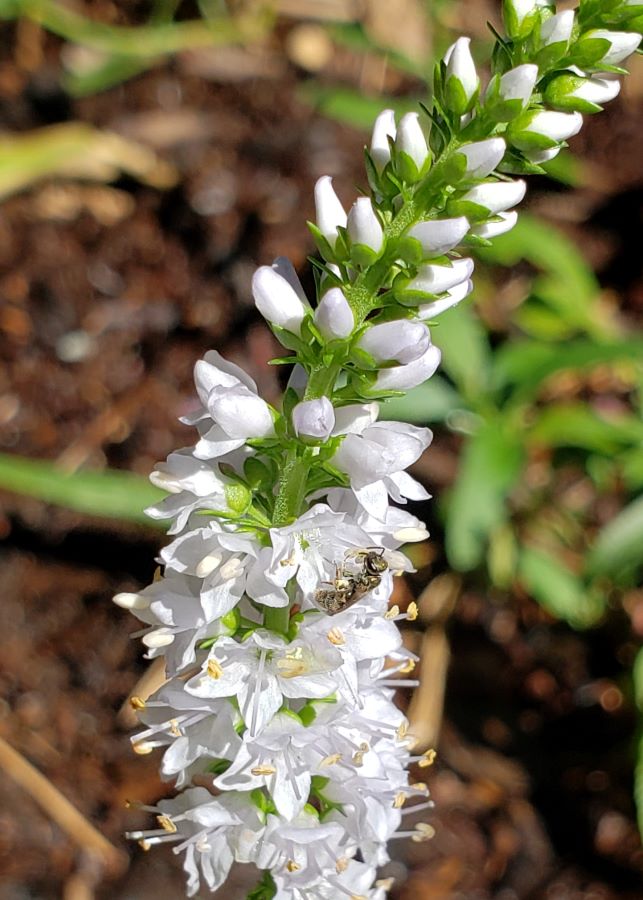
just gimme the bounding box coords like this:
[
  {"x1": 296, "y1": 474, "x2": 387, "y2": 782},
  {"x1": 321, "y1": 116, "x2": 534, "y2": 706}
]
[
  {"x1": 419, "y1": 748, "x2": 436, "y2": 768},
  {"x1": 401, "y1": 800, "x2": 434, "y2": 816},
  {"x1": 393, "y1": 792, "x2": 406, "y2": 808},
  {"x1": 384, "y1": 605, "x2": 400, "y2": 620},
  {"x1": 207, "y1": 658, "x2": 224, "y2": 679},
  {"x1": 406, "y1": 601, "x2": 419, "y2": 621},
  {"x1": 327, "y1": 627, "x2": 345, "y2": 645},
  {"x1": 396, "y1": 722, "x2": 408, "y2": 741},
  {"x1": 129, "y1": 695, "x2": 146, "y2": 710},
  {"x1": 251, "y1": 764, "x2": 277, "y2": 776},
  {"x1": 399, "y1": 659, "x2": 416, "y2": 675},
  {"x1": 156, "y1": 815, "x2": 177, "y2": 834},
  {"x1": 376, "y1": 878, "x2": 395, "y2": 890},
  {"x1": 250, "y1": 650, "x2": 267, "y2": 735},
  {"x1": 335, "y1": 856, "x2": 349, "y2": 873},
  {"x1": 320, "y1": 752, "x2": 342, "y2": 767},
  {"x1": 168, "y1": 719, "x2": 182, "y2": 738},
  {"x1": 286, "y1": 859, "x2": 301, "y2": 872},
  {"x1": 132, "y1": 740, "x2": 156, "y2": 755},
  {"x1": 412, "y1": 823, "x2": 436, "y2": 842}
]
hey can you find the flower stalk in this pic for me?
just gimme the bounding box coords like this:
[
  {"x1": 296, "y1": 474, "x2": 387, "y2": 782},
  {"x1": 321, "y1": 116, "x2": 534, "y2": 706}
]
[{"x1": 116, "y1": 4, "x2": 642, "y2": 898}]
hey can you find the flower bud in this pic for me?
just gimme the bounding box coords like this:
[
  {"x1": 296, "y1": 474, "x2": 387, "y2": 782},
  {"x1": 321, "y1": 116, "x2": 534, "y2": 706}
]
[
  {"x1": 448, "y1": 179, "x2": 527, "y2": 218},
  {"x1": 347, "y1": 197, "x2": 384, "y2": 254},
  {"x1": 539, "y1": 9, "x2": 574, "y2": 47},
  {"x1": 314, "y1": 288, "x2": 354, "y2": 340},
  {"x1": 395, "y1": 112, "x2": 429, "y2": 176},
  {"x1": 444, "y1": 37, "x2": 479, "y2": 114},
  {"x1": 485, "y1": 64, "x2": 539, "y2": 122},
  {"x1": 374, "y1": 343, "x2": 441, "y2": 391},
  {"x1": 470, "y1": 210, "x2": 518, "y2": 239},
  {"x1": 507, "y1": 109, "x2": 583, "y2": 152},
  {"x1": 458, "y1": 138, "x2": 506, "y2": 179},
  {"x1": 417, "y1": 278, "x2": 473, "y2": 320},
  {"x1": 314, "y1": 176, "x2": 347, "y2": 248},
  {"x1": 370, "y1": 108, "x2": 396, "y2": 171},
  {"x1": 292, "y1": 397, "x2": 335, "y2": 441},
  {"x1": 407, "y1": 216, "x2": 470, "y2": 258},
  {"x1": 252, "y1": 265, "x2": 310, "y2": 334},
  {"x1": 523, "y1": 147, "x2": 560, "y2": 164},
  {"x1": 408, "y1": 257, "x2": 474, "y2": 295},
  {"x1": 544, "y1": 73, "x2": 621, "y2": 112},
  {"x1": 503, "y1": 0, "x2": 548, "y2": 40},
  {"x1": 358, "y1": 320, "x2": 430, "y2": 365},
  {"x1": 576, "y1": 29, "x2": 641, "y2": 67}
]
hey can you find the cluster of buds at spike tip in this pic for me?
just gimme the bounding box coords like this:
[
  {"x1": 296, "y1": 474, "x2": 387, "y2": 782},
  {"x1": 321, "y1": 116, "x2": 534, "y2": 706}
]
[{"x1": 115, "y1": 4, "x2": 642, "y2": 898}]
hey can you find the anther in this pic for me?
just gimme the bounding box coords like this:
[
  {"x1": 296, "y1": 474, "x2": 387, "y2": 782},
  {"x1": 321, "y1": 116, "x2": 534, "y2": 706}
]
[
  {"x1": 396, "y1": 722, "x2": 408, "y2": 740},
  {"x1": 399, "y1": 659, "x2": 416, "y2": 675},
  {"x1": 169, "y1": 719, "x2": 182, "y2": 737},
  {"x1": 251, "y1": 764, "x2": 277, "y2": 776},
  {"x1": 335, "y1": 856, "x2": 349, "y2": 873},
  {"x1": 406, "y1": 601, "x2": 419, "y2": 621},
  {"x1": 384, "y1": 605, "x2": 400, "y2": 620},
  {"x1": 156, "y1": 815, "x2": 177, "y2": 834},
  {"x1": 132, "y1": 740, "x2": 155, "y2": 755},
  {"x1": 286, "y1": 859, "x2": 301, "y2": 872},
  {"x1": 129, "y1": 696, "x2": 146, "y2": 711},
  {"x1": 320, "y1": 753, "x2": 342, "y2": 767},
  {"x1": 207, "y1": 659, "x2": 224, "y2": 679},
  {"x1": 138, "y1": 839, "x2": 151, "y2": 851},
  {"x1": 412, "y1": 823, "x2": 436, "y2": 842},
  {"x1": 393, "y1": 792, "x2": 406, "y2": 808},
  {"x1": 419, "y1": 748, "x2": 437, "y2": 768},
  {"x1": 327, "y1": 627, "x2": 345, "y2": 645}
]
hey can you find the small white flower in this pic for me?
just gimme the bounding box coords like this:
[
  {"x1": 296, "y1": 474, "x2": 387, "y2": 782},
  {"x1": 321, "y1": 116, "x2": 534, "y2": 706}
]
[
  {"x1": 314, "y1": 175, "x2": 347, "y2": 248},
  {"x1": 292, "y1": 397, "x2": 336, "y2": 441},
  {"x1": 373, "y1": 344, "x2": 442, "y2": 394},
  {"x1": 470, "y1": 210, "x2": 518, "y2": 239},
  {"x1": 314, "y1": 287, "x2": 354, "y2": 340},
  {"x1": 407, "y1": 216, "x2": 470, "y2": 258},
  {"x1": 252, "y1": 262, "x2": 311, "y2": 334},
  {"x1": 583, "y1": 29, "x2": 641, "y2": 66},
  {"x1": 408, "y1": 257, "x2": 474, "y2": 295},
  {"x1": 444, "y1": 37, "x2": 479, "y2": 110},
  {"x1": 395, "y1": 111, "x2": 429, "y2": 171},
  {"x1": 347, "y1": 197, "x2": 384, "y2": 253},
  {"x1": 540, "y1": 9, "x2": 574, "y2": 46},
  {"x1": 186, "y1": 630, "x2": 342, "y2": 737},
  {"x1": 370, "y1": 108, "x2": 396, "y2": 170},
  {"x1": 459, "y1": 138, "x2": 506, "y2": 179},
  {"x1": 509, "y1": 109, "x2": 583, "y2": 151},
  {"x1": 358, "y1": 320, "x2": 431, "y2": 365},
  {"x1": 457, "y1": 179, "x2": 527, "y2": 214},
  {"x1": 417, "y1": 277, "x2": 473, "y2": 319}
]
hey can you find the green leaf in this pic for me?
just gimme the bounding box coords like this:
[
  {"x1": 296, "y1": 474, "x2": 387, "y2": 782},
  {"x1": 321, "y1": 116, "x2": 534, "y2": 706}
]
[
  {"x1": 586, "y1": 495, "x2": 643, "y2": 580},
  {"x1": 0, "y1": 453, "x2": 164, "y2": 526},
  {"x1": 297, "y1": 84, "x2": 417, "y2": 131},
  {"x1": 518, "y1": 546, "x2": 606, "y2": 629},
  {"x1": 379, "y1": 376, "x2": 463, "y2": 423},
  {"x1": 528, "y1": 403, "x2": 643, "y2": 454},
  {"x1": 492, "y1": 338, "x2": 643, "y2": 399},
  {"x1": 431, "y1": 302, "x2": 491, "y2": 402},
  {"x1": 445, "y1": 421, "x2": 524, "y2": 571}
]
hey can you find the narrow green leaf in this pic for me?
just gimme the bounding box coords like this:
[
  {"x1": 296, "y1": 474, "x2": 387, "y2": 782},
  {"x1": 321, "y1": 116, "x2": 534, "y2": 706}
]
[
  {"x1": 445, "y1": 421, "x2": 524, "y2": 571},
  {"x1": 431, "y1": 302, "x2": 491, "y2": 402},
  {"x1": 586, "y1": 495, "x2": 643, "y2": 580},
  {"x1": 0, "y1": 453, "x2": 164, "y2": 526},
  {"x1": 528, "y1": 403, "x2": 643, "y2": 454},
  {"x1": 518, "y1": 546, "x2": 606, "y2": 629}
]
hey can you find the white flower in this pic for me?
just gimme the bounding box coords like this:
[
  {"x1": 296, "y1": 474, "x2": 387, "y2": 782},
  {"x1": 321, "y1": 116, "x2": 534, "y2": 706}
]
[
  {"x1": 582, "y1": 29, "x2": 641, "y2": 66},
  {"x1": 186, "y1": 630, "x2": 342, "y2": 737},
  {"x1": 332, "y1": 420, "x2": 432, "y2": 519},
  {"x1": 509, "y1": 109, "x2": 583, "y2": 151},
  {"x1": 395, "y1": 111, "x2": 429, "y2": 171},
  {"x1": 314, "y1": 287, "x2": 354, "y2": 340},
  {"x1": 370, "y1": 108, "x2": 396, "y2": 170},
  {"x1": 496, "y1": 63, "x2": 539, "y2": 104},
  {"x1": 444, "y1": 37, "x2": 479, "y2": 111},
  {"x1": 347, "y1": 197, "x2": 384, "y2": 253},
  {"x1": 408, "y1": 257, "x2": 474, "y2": 294},
  {"x1": 373, "y1": 343, "x2": 442, "y2": 393},
  {"x1": 417, "y1": 277, "x2": 473, "y2": 319},
  {"x1": 459, "y1": 138, "x2": 506, "y2": 179},
  {"x1": 314, "y1": 175, "x2": 347, "y2": 248},
  {"x1": 292, "y1": 397, "x2": 335, "y2": 441},
  {"x1": 470, "y1": 210, "x2": 518, "y2": 239},
  {"x1": 455, "y1": 179, "x2": 527, "y2": 215},
  {"x1": 252, "y1": 261, "x2": 311, "y2": 334},
  {"x1": 540, "y1": 9, "x2": 574, "y2": 46},
  {"x1": 358, "y1": 320, "x2": 430, "y2": 364},
  {"x1": 145, "y1": 450, "x2": 246, "y2": 533},
  {"x1": 407, "y1": 216, "x2": 470, "y2": 257},
  {"x1": 185, "y1": 349, "x2": 275, "y2": 460}
]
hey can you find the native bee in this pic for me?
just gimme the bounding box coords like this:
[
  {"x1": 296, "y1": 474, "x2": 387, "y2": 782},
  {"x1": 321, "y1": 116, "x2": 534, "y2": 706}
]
[{"x1": 314, "y1": 548, "x2": 389, "y2": 616}]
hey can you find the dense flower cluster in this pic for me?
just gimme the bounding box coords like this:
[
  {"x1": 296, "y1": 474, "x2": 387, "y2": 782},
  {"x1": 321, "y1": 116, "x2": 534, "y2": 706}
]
[{"x1": 117, "y1": 3, "x2": 641, "y2": 897}]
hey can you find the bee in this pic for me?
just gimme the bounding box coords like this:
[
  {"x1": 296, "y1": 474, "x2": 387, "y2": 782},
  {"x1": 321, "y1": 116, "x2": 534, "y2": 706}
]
[{"x1": 314, "y1": 548, "x2": 389, "y2": 616}]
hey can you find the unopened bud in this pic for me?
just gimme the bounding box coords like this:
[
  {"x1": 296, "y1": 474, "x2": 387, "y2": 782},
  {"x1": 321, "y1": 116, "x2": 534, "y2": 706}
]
[
  {"x1": 314, "y1": 175, "x2": 347, "y2": 248},
  {"x1": 544, "y1": 73, "x2": 621, "y2": 113},
  {"x1": 408, "y1": 257, "x2": 474, "y2": 295},
  {"x1": 374, "y1": 344, "x2": 441, "y2": 391},
  {"x1": 347, "y1": 197, "x2": 384, "y2": 254},
  {"x1": 507, "y1": 109, "x2": 583, "y2": 152},
  {"x1": 485, "y1": 64, "x2": 538, "y2": 121},
  {"x1": 252, "y1": 265, "x2": 310, "y2": 335},
  {"x1": 539, "y1": 9, "x2": 574, "y2": 47},
  {"x1": 292, "y1": 397, "x2": 335, "y2": 441},
  {"x1": 314, "y1": 288, "x2": 354, "y2": 340},
  {"x1": 358, "y1": 320, "x2": 430, "y2": 365},
  {"x1": 458, "y1": 138, "x2": 506, "y2": 179},
  {"x1": 395, "y1": 112, "x2": 429, "y2": 178},
  {"x1": 575, "y1": 29, "x2": 641, "y2": 67},
  {"x1": 407, "y1": 216, "x2": 469, "y2": 258},
  {"x1": 444, "y1": 37, "x2": 479, "y2": 114},
  {"x1": 370, "y1": 108, "x2": 396, "y2": 170},
  {"x1": 448, "y1": 179, "x2": 526, "y2": 218}
]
